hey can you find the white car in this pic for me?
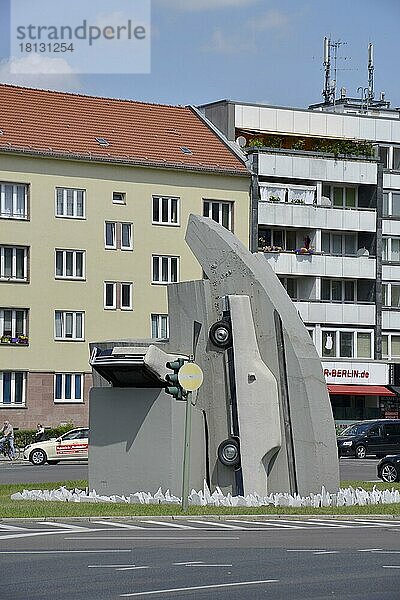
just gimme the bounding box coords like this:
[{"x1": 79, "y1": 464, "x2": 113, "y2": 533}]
[{"x1": 24, "y1": 428, "x2": 89, "y2": 465}]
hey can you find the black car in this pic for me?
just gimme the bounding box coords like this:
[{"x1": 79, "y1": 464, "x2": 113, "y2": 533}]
[
  {"x1": 377, "y1": 455, "x2": 400, "y2": 483},
  {"x1": 337, "y1": 419, "x2": 400, "y2": 459}
]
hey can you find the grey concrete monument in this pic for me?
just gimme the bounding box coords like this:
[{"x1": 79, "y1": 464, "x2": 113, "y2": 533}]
[{"x1": 89, "y1": 215, "x2": 339, "y2": 498}]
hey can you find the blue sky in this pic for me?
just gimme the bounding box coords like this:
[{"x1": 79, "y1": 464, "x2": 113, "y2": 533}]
[{"x1": 0, "y1": 0, "x2": 399, "y2": 109}]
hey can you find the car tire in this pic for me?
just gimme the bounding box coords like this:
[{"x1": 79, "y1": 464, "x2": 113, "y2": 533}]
[
  {"x1": 47, "y1": 460, "x2": 60, "y2": 465},
  {"x1": 29, "y1": 449, "x2": 47, "y2": 466},
  {"x1": 217, "y1": 438, "x2": 240, "y2": 467},
  {"x1": 355, "y1": 445, "x2": 367, "y2": 459},
  {"x1": 209, "y1": 321, "x2": 233, "y2": 349},
  {"x1": 380, "y1": 463, "x2": 399, "y2": 483}
]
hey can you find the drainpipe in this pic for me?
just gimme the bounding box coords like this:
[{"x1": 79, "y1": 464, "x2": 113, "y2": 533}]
[
  {"x1": 375, "y1": 158, "x2": 383, "y2": 360},
  {"x1": 249, "y1": 150, "x2": 260, "y2": 253}
]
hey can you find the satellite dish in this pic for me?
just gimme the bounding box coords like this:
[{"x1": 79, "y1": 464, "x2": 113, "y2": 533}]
[{"x1": 236, "y1": 136, "x2": 247, "y2": 148}]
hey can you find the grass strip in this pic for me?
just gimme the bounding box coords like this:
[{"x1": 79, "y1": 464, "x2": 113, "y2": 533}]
[{"x1": 0, "y1": 480, "x2": 400, "y2": 518}]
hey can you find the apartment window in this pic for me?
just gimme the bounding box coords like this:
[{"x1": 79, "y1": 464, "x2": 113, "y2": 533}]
[
  {"x1": 321, "y1": 232, "x2": 357, "y2": 255},
  {"x1": 104, "y1": 282, "x2": 133, "y2": 310},
  {"x1": 56, "y1": 188, "x2": 85, "y2": 218},
  {"x1": 382, "y1": 334, "x2": 400, "y2": 358},
  {"x1": 0, "y1": 309, "x2": 27, "y2": 340},
  {"x1": 113, "y1": 192, "x2": 126, "y2": 204},
  {"x1": 383, "y1": 191, "x2": 400, "y2": 218},
  {"x1": 394, "y1": 148, "x2": 400, "y2": 171},
  {"x1": 321, "y1": 279, "x2": 355, "y2": 302},
  {"x1": 322, "y1": 185, "x2": 357, "y2": 208},
  {"x1": 383, "y1": 284, "x2": 400, "y2": 308},
  {"x1": 259, "y1": 228, "x2": 297, "y2": 251},
  {"x1": 55, "y1": 250, "x2": 85, "y2": 279},
  {"x1": 321, "y1": 329, "x2": 372, "y2": 359},
  {"x1": 0, "y1": 183, "x2": 28, "y2": 219},
  {"x1": 152, "y1": 256, "x2": 179, "y2": 284},
  {"x1": 55, "y1": 311, "x2": 84, "y2": 340},
  {"x1": 54, "y1": 373, "x2": 83, "y2": 403},
  {"x1": 104, "y1": 222, "x2": 133, "y2": 250},
  {"x1": 0, "y1": 246, "x2": 28, "y2": 281},
  {"x1": 203, "y1": 201, "x2": 232, "y2": 230},
  {"x1": 151, "y1": 314, "x2": 169, "y2": 339},
  {"x1": 278, "y1": 277, "x2": 298, "y2": 300},
  {"x1": 0, "y1": 371, "x2": 26, "y2": 406},
  {"x1": 383, "y1": 238, "x2": 400, "y2": 262},
  {"x1": 152, "y1": 196, "x2": 179, "y2": 225}
]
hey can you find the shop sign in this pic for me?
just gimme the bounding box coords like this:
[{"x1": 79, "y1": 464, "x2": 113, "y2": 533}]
[{"x1": 322, "y1": 361, "x2": 389, "y2": 385}]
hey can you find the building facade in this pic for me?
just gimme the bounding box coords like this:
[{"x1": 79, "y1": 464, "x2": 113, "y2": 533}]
[
  {"x1": 0, "y1": 85, "x2": 250, "y2": 429},
  {"x1": 201, "y1": 97, "x2": 400, "y2": 424}
]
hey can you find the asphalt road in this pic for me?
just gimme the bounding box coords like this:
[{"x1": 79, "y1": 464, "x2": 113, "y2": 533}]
[
  {"x1": 1, "y1": 517, "x2": 400, "y2": 599},
  {"x1": 0, "y1": 458, "x2": 380, "y2": 485}
]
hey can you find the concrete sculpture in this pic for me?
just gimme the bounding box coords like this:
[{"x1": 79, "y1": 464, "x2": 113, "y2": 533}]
[{"x1": 89, "y1": 215, "x2": 339, "y2": 498}]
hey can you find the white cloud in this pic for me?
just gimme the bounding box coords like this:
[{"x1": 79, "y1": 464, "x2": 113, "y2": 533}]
[
  {"x1": 247, "y1": 9, "x2": 289, "y2": 31},
  {"x1": 205, "y1": 28, "x2": 250, "y2": 54},
  {"x1": 157, "y1": 0, "x2": 259, "y2": 11},
  {"x1": 0, "y1": 55, "x2": 82, "y2": 91}
]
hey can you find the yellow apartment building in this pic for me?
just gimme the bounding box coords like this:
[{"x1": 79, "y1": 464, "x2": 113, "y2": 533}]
[{"x1": 0, "y1": 84, "x2": 250, "y2": 428}]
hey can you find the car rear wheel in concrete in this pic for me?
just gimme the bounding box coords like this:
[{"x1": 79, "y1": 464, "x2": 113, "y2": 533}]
[
  {"x1": 218, "y1": 438, "x2": 240, "y2": 467},
  {"x1": 29, "y1": 449, "x2": 47, "y2": 465}
]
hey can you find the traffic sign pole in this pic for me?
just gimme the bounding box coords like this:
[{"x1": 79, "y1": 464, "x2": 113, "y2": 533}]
[{"x1": 181, "y1": 390, "x2": 192, "y2": 512}]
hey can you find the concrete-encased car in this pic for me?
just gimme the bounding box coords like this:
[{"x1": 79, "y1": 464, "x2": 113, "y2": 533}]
[
  {"x1": 24, "y1": 428, "x2": 89, "y2": 465},
  {"x1": 377, "y1": 455, "x2": 400, "y2": 483},
  {"x1": 337, "y1": 420, "x2": 400, "y2": 459}
]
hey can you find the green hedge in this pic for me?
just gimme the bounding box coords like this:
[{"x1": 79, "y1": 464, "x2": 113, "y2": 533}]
[{"x1": 15, "y1": 423, "x2": 75, "y2": 448}]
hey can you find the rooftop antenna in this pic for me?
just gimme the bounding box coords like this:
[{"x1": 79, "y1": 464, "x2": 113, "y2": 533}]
[
  {"x1": 368, "y1": 42, "x2": 375, "y2": 102},
  {"x1": 322, "y1": 37, "x2": 347, "y2": 107}
]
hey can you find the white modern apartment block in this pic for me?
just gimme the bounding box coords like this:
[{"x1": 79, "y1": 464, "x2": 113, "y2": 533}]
[{"x1": 200, "y1": 94, "x2": 400, "y2": 423}]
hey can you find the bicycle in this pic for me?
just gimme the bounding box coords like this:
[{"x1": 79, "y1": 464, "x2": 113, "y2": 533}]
[{"x1": 0, "y1": 439, "x2": 22, "y2": 460}]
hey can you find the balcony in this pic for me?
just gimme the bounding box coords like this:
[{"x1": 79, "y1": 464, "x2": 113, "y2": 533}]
[
  {"x1": 258, "y1": 150, "x2": 377, "y2": 185},
  {"x1": 260, "y1": 251, "x2": 376, "y2": 279},
  {"x1": 259, "y1": 201, "x2": 376, "y2": 232},
  {"x1": 295, "y1": 301, "x2": 375, "y2": 326},
  {"x1": 382, "y1": 310, "x2": 400, "y2": 330}
]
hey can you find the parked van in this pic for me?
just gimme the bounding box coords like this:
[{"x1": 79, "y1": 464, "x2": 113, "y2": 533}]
[{"x1": 337, "y1": 419, "x2": 400, "y2": 459}]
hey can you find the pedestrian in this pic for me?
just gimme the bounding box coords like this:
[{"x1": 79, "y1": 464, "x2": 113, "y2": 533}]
[
  {"x1": 35, "y1": 423, "x2": 45, "y2": 442},
  {"x1": 0, "y1": 420, "x2": 15, "y2": 460}
]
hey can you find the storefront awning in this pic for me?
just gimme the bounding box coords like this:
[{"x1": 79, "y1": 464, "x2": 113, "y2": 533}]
[{"x1": 327, "y1": 385, "x2": 396, "y2": 396}]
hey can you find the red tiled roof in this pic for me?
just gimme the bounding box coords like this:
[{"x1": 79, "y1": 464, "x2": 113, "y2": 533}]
[{"x1": 0, "y1": 84, "x2": 247, "y2": 175}]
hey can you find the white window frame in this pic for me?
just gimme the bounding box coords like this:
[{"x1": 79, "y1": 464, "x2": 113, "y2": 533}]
[
  {"x1": 0, "y1": 246, "x2": 28, "y2": 281},
  {"x1": 320, "y1": 328, "x2": 373, "y2": 359},
  {"x1": 320, "y1": 279, "x2": 356, "y2": 302},
  {"x1": 382, "y1": 333, "x2": 400, "y2": 359},
  {"x1": 54, "y1": 311, "x2": 84, "y2": 341},
  {"x1": 0, "y1": 183, "x2": 28, "y2": 219},
  {"x1": 55, "y1": 187, "x2": 85, "y2": 219},
  {"x1": 112, "y1": 191, "x2": 126, "y2": 205},
  {"x1": 322, "y1": 184, "x2": 358, "y2": 208},
  {"x1": 105, "y1": 222, "x2": 116, "y2": 249},
  {"x1": 104, "y1": 282, "x2": 117, "y2": 310},
  {"x1": 203, "y1": 200, "x2": 233, "y2": 231},
  {"x1": 0, "y1": 309, "x2": 27, "y2": 339},
  {"x1": 321, "y1": 232, "x2": 358, "y2": 255},
  {"x1": 152, "y1": 196, "x2": 180, "y2": 226},
  {"x1": 383, "y1": 237, "x2": 400, "y2": 262},
  {"x1": 0, "y1": 371, "x2": 26, "y2": 406},
  {"x1": 383, "y1": 283, "x2": 400, "y2": 308},
  {"x1": 120, "y1": 282, "x2": 133, "y2": 310},
  {"x1": 151, "y1": 314, "x2": 169, "y2": 339},
  {"x1": 54, "y1": 373, "x2": 84, "y2": 403},
  {"x1": 383, "y1": 190, "x2": 400, "y2": 218},
  {"x1": 55, "y1": 249, "x2": 85, "y2": 280},
  {"x1": 152, "y1": 255, "x2": 179, "y2": 284},
  {"x1": 121, "y1": 223, "x2": 133, "y2": 251}
]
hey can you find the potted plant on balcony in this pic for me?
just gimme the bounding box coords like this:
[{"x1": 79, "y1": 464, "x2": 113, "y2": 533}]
[
  {"x1": 1, "y1": 335, "x2": 11, "y2": 343},
  {"x1": 269, "y1": 195, "x2": 281, "y2": 202},
  {"x1": 17, "y1": 335, "x2": 29, "y2": 345}
]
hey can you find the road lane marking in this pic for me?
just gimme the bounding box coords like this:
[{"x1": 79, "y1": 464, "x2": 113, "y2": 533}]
[
  {"x1": 286, "y1": 549, "x2": 325, "y2": 553},
  {"x1": 358, "y1": 549, "x2": 383, "y2": 552},
  {"x1": 120, "y1": 579, "x2": 279, "y2": 597},
  {"x1": 142, "y1": 521, "x2": 194, "y2": 529},
  {"x1": 383, "y1": 566, "x2": 400, "y2": 569},
  {"x1": 0, "y1": 523, "x2": 28, "y2": 531},
  {"x1": 173, "y1": 561, "x2": 203, "y2": 565},
  {"x1": 0, "y1": 550, "x2": 131, "y2": 554},
  {"x1": 38, "y1": 522, "x2": 92, "y2": 531},
  {"x1": 0, "y1": 530, "x2": 80, "y2": 541},
  {"x1": 188, "y1": 520, "x2": 246, "y2": 530},
  {"x1": 88, "y1": 565, "x2": 137, "y2": 568},
  {"x1": 187, "y1": 563, "x2": 233, "y2": 567},
  {"x1": 313, "y1": 551, "x2": 339, "y2": 555},
  {"x1": 117, "y1": 566, "x2": 150, "y2": 571},
  {"x1": 307, "y1": 520, "x2": 353, "y2": 528},
  {"x1": 226, "y1": 519, "x2": 303, "y2": 529},
  {"x1": 93, "y1": 521, "x2": 143, "y2": 530},
  {"x1": 67, "y1": 536, "x2": 240, "y2": 541}
]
